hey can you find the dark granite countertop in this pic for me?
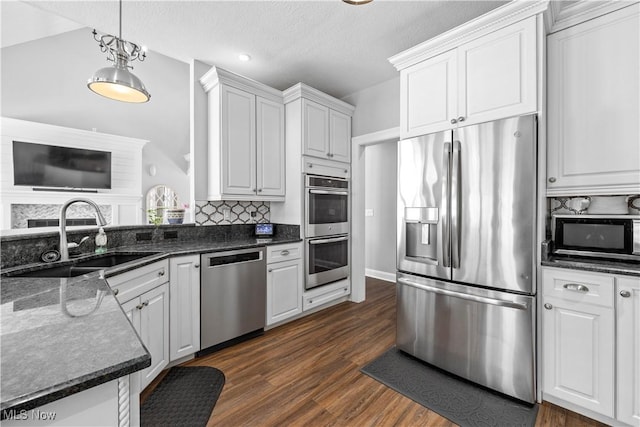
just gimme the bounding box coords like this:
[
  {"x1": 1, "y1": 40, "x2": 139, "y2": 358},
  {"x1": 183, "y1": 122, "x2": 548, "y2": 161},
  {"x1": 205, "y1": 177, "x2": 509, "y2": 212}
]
[
  {"x1": 542, "y1": 256, "x2": 640, "y2": 277},
  {"x1": 0, "y1": 235, "x2": 301, "y2": 416}
]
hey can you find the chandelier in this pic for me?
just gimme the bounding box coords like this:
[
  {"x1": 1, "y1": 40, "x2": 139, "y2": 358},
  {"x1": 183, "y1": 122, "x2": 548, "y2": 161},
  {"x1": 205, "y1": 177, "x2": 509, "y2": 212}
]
[{"x1": 87, "y1": 0, "x2": 150, "y2": 103}]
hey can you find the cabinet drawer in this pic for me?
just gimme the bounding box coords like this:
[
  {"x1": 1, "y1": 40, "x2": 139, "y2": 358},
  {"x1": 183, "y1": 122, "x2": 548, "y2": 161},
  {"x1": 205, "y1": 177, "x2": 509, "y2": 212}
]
[
  {"x1": 107, "y1": 260, "x2": 169, "y2": 303},
  {"x1": 303, "y1": 157, "x2": 350, "y2": 178},
  {"x1": 266, "y1": 242, "x2": 302, "y2": 263},
  {"x1": 542, "y1": 267, "x2": 614, "y2": 308},
  {"x1": 303, "y1": 281, "x2": 350, "y2": 311}
]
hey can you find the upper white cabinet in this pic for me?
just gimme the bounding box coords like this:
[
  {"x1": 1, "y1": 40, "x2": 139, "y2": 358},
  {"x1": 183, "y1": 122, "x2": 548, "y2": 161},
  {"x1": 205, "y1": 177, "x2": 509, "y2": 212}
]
[
  {"x1": 285, "y1": 83, "x2": 354, "y2": 164},
  {"x1": 200, "y1": 67, "x2": 285, "y2": 201},
  {"x1": 546, "y1": 4, "x2": 640, "y2": 195},
  {"x1": 394, "y1": 15, "x2": 538, "y2": 139},
  {"x1": 169, "y1": 255, "x2": 201, "y2": 361}
]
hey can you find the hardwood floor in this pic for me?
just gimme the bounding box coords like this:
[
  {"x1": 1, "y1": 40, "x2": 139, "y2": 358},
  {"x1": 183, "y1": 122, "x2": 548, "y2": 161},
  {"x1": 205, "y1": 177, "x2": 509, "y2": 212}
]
[{"x1": 143, "y1": 277, "x2": 608, "y2": 426}]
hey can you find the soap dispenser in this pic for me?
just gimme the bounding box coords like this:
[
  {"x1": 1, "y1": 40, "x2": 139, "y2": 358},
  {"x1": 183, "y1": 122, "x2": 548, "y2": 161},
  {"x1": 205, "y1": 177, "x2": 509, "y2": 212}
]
[{"x1": 95, "y1": 227, "x2": 107, "y2": 254}]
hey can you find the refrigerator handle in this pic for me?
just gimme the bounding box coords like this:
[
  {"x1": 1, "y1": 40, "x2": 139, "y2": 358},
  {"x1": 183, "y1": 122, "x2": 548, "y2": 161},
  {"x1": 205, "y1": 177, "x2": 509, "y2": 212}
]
[
  {"x1": 451, "y1": 140, "x2": 461, "y2": 269},
  {"x1": 441, "y1": 142, "x2": 452, "y2": 268}
]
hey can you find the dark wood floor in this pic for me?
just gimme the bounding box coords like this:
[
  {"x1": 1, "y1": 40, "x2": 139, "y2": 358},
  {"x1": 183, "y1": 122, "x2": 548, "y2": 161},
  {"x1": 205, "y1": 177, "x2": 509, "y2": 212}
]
[{"x1": 143, "y1": 277, "x2": 608, "y2": 426}]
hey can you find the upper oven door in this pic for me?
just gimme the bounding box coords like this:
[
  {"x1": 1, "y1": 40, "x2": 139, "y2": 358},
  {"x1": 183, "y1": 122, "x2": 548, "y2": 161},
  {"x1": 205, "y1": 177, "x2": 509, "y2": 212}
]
[
  {"x1": 553, "y1": 215, "x2": 636, "y2": 258},
  {"x1": 305, "y1": 176, "x2": 349, "y2": 237}
]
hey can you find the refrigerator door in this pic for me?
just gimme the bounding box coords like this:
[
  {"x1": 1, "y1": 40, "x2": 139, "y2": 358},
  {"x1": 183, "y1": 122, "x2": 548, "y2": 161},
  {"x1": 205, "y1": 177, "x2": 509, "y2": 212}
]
[
  {"x1": 452, "y1": 115, "x2": 536, "y2": 294},
  {"x1": 397, "y1": 132, "x2": 451, "y2": 280},
  {"x1": 396, "y1": 272, "x2": 536, "y2": 403}
]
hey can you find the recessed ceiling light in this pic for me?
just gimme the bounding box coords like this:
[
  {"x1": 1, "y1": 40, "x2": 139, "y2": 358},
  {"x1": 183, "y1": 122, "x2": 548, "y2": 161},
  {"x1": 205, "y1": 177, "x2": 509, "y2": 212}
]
[{"x1": 238, "y1": 53, "x2": 251, "y2": 62}]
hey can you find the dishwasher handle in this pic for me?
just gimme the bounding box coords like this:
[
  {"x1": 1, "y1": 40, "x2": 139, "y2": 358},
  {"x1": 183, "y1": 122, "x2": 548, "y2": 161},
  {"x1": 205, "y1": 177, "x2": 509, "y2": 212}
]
[{"x1": 203, "y1": 248, "x2": 264, "y2": 267}]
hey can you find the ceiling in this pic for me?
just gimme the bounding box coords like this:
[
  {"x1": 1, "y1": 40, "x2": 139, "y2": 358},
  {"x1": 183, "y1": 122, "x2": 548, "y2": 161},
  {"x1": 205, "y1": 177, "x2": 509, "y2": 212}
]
[{"x1": 2, "y1": 0, "x2": 508, "y2": 99}]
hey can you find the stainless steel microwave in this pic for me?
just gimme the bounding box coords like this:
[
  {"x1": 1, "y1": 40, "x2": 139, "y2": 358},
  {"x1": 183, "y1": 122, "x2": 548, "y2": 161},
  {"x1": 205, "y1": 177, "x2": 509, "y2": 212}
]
[{"x1": 552, "y1": 214, "x2": 640, "y2": 261}]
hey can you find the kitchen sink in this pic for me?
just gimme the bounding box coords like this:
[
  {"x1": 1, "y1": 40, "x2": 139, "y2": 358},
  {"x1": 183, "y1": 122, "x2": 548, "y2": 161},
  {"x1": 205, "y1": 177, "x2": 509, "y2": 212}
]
[{"x1": 4, "y1": 252, "x2": 160, "y2": 278}]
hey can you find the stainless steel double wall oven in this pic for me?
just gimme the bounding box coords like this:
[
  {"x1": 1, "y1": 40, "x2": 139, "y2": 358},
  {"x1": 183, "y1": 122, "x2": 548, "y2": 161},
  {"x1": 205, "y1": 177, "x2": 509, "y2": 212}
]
[{"x1": 305, "y1": 174, "x2": 350, "y2": 290}]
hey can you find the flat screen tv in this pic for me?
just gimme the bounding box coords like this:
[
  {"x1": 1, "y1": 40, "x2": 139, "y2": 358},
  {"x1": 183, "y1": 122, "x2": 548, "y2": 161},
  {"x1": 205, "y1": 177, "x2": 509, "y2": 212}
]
[{"x1": 12, "y1": 141, "x2": 112, "y2": 189}]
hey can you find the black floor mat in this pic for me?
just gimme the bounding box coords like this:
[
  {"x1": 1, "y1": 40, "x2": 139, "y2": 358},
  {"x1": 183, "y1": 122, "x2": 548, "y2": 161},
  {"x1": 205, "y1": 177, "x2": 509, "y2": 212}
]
[
  {"x1": 141, "y1": 366, "x2": 225, "y2": 427},
  {"x1": 361, "y1": 347, "x2": 538, "y2": 427}
]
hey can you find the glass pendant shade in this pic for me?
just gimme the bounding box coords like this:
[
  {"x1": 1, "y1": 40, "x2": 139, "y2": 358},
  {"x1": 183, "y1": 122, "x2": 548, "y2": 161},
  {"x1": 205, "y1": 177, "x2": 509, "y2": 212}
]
[{"x1": 88, "y1": 64, "x2": 150, "y2": 103}]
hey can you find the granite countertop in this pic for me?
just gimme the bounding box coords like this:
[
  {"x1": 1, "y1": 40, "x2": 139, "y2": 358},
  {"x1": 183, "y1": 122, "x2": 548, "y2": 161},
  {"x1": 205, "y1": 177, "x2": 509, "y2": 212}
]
[
  {"x1": 0, "y1": 235, "x2": 301, "y2": 416},
  {"x1": 542, "y1": 256, "x2": 640, "y2": 277}
]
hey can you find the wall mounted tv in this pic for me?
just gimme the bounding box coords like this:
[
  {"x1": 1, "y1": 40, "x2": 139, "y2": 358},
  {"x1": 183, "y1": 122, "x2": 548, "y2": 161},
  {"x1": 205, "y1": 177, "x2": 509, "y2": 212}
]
[{"x1": 12, "y1": 141, "x2": 112, "y2": 190}]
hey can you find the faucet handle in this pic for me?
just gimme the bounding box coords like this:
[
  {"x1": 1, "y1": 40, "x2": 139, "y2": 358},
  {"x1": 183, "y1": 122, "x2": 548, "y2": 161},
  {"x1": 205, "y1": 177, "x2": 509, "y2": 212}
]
[{"x1": 68, "y1": 236, "x2": 90, "y2": 249}]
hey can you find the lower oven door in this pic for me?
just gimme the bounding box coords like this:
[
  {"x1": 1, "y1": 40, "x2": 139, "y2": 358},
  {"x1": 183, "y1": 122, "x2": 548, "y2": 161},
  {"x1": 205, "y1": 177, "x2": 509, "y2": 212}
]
[
  {"x1": 396, "y1": 272, "x2": 536, "y2": 403},
  {"x1": 306, "y1": 235, "x2": 349, "y2": 290}
]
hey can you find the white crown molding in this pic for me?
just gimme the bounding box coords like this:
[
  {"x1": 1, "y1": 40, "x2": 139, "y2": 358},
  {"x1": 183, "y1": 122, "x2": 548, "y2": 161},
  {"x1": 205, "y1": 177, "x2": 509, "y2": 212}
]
[
  {"x1": 352, "y1": 127, "x2": 399, "y2": 146},
  {"x1": 283, "y1": 83, "x2": 355, "y2": 116},
  {"x1": 388, "y1": 0, "x2": 550, "y2": 71},
  {"x1": 548, "y1": 0, "x2": 638, "y2": 33},
  {"x1": 199, "y1": 66, "x2": 283, "y2": 102}
]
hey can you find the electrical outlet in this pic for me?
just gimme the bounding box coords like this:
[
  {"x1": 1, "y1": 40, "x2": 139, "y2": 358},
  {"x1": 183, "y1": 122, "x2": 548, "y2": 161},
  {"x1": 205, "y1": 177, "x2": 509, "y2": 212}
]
[
  {"x1": 223, "y1": 208, "x2": 230, "y2": 221},
  {"x1": 365, "y1": 209, "x2": 374, "y2": 217}
]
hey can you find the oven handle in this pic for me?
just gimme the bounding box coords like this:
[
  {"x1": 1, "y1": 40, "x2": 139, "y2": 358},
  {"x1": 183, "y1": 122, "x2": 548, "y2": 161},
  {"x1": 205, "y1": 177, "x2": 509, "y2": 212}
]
[
  {"x1": 397, "y1": 277, "x2": 529, "y2": 310},
  {"x1": 308, "y1": 189, "x2": 349, "y2": 196},
  {"x1": 309, "y1": 236, "x2": 349, "y2": 245}
]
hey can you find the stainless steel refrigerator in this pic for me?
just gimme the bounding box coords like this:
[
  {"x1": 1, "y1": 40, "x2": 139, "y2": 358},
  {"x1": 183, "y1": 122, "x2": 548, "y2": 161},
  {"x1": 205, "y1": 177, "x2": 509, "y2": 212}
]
[{"x1": 396, "y1": 114, "x2": 537, "y2": 403}]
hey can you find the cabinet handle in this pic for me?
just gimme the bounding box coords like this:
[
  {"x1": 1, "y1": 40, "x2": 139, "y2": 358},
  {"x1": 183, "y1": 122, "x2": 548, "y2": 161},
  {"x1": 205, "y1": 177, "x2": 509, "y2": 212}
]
[
  {"x1": 143, "y1": 301, "x2": 149, "y2": 307},
  {"x1": 308, "y1": 163, "x2": 313, "y2": 168},
  {"x1": 450, "y1": 118, "x2": 457, "y2": 124},
  {"x1": 563, "y1": 283, "x2": 589, "y2": 293},
  {"x1": 548, "y1": 177, "x2": 556, "y2": 183},
  {"x1": 257, "y1": 189, "x2": 263, "y2": 193},
  {"x1": 457, "y1": 116, "x2": 465, "y2": 122},
  {"x1": 194, "y1": 264, "x2": 200, "y2": 268},
  {"x1": 281, "y1": 250, "x2": 290, "y2": 256},
  {"x1": 344, "y1": 169, "x2": 348, "y2": 173},
  {"x1": 158, "y1": 270, "x2": 165, "y2": 276},
  {"x1": 544, "y1": 303, "x2": 552, "y2": 310},
  {"x1": 309, "y1": 299, "x2": 313, "y2": 304},
  {"x1": 113, "y1": 288, "x2": 119, "y2": 296},
  {"x1": 620, "y1": 290, "x2": 631, "y2": 298},
  {"x1": 268, "y1": 268, "x2": 273, "y2": 273},
  {"x1": 136, "y1": 303, "x2": 144, "y2": 310}
]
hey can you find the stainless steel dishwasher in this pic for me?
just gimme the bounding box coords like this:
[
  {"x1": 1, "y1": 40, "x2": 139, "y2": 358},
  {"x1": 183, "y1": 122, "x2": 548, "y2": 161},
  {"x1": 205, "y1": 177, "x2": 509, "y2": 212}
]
[{"x1": 200, "y1": 247, "x2": 266, "y2": 352}]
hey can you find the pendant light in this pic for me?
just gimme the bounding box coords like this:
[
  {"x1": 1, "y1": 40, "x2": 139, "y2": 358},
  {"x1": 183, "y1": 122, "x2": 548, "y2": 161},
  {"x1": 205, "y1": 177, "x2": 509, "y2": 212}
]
[{"x1": 88, "y1": 0, "x2": 150, "y2": 103}]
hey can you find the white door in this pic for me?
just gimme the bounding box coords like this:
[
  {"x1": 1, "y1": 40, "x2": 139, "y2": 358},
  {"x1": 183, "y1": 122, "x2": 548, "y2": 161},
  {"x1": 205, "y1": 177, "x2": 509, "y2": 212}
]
[
  {"x1": 399, "y1": 49, "x2": 457, "y2": 138},
  {"x1": 169, "y1": 255, "x2": 201, "y2": 362},
  {"x1": 302, "y1": 99, "x2": 330, "y2": 159},
  {"x1": 458, "y1": 16, "x2": 536, "y2": 127},
  {"x1": 139, "y1": 283, "x2": 170, "y2": 390},
  {"x1": 267, "y1": 258, "x2": 303, "y2": 325},
  {"x1": 256, "y1": 96, "x2": 285, "y2": 197},
  {"x1": 617, "y1": 276, "x2": 640, "y2": 426},
  {"x1": 546, "y1": 4, "x2": 640, "y2": 194},
  {"x1": 542, "y1": 296, "x2": 614, "y2": 417},
  {"x1": 329, "y1": 109, "x2": 351, "y2": 163},
  {"x1": 221, "y1": 85, "x2": 256, "y2": 196}
]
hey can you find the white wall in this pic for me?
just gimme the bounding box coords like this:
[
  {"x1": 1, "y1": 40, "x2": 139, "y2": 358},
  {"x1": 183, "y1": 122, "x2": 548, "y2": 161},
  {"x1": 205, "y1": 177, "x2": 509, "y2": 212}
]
[
  {"x1": 1, "y1": 28, "x2": 190, "y2": 206},
  {"x1": 342, "y1": 76, "x2": 399, "y2": 137},
  {"x1": 364, "y1": 141, "x2": 397, "y2": 278}
]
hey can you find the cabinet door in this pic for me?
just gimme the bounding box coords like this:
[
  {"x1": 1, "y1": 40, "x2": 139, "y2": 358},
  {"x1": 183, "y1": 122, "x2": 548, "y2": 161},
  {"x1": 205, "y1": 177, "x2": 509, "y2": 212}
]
[
  {"x1": 221, "y1": 85, "x2": 256, "y2": 196},
  {"x1": 139, "y1": 283, "x2": 170, "y2": 390},
  {"x1": 302, "y1": 99, "x2": 330, "y2": 159},
  {"x1": 547, "y1": 5, "x2": 640, "y2": 195},
  {"x1": 256, "y1": 96, "x2": 285, "y2": 197},
  {"x1": 617, "y1": 276, "x2": 640, "y2": 426},
  {"x1": 400, "y1": 49, "x2": 457, "y2": 138},
  {"x1": 169, "y1": 255, "x2": 201, "y2": 362},
  {"x1": 542, "y1": 296, "x2": 614, "y2": 417},
  {"x1": 458, "y1": 16, "x2": 537, "y2": 127},
  {"x1": 329, "y1": 109, "x2": 351, "y2": 163},
  {"x1": 266, "y1": 258, "x2": 303, "y2": 325}
]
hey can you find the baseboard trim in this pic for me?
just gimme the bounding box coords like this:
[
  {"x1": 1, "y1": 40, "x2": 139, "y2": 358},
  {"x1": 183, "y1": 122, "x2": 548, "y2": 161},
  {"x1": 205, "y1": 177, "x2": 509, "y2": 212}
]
[{"x1": 365, "y1": 269, "x2": 396, "y2": 283}]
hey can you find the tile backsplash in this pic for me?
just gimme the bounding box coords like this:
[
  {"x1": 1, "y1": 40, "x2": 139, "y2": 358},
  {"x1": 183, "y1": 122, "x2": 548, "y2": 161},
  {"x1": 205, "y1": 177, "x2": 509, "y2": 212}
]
[
  {"x1": 194, "y1": 201, "x2": 270, "y2": 225},
  {"x1": 11, "y1": 204, "x2": 113, "y2": 229},
  {"x1": 549, "y1": 194, "x2": 640, "y2": 215}
]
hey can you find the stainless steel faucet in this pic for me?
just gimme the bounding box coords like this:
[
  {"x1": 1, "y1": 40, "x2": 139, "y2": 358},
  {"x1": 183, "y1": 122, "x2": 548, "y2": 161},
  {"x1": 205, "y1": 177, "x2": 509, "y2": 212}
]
[{"x1": 59, "y1": 198, "x2": 108, "y2": 261}]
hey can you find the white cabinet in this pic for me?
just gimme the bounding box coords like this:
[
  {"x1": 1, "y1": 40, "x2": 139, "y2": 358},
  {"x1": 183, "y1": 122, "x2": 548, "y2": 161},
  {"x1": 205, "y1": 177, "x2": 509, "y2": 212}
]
[
  {"x1": 169, "y1": 255, "x2": 201, "y2": 361},
  {"x1": 398, "y1": 16, "x2": 537, "y2": 139},
  {"x1": 200, "y1": 67, "x2": 285, "y2": 201},
  {"x1": 617, "y1": 276, "x2": 640, "y2": 426},
  {"x1": 303, "y1": 279, "x2": 350, "y2": 312},
  {"x1": 546, "y1": 4, "x2": 640, "y2": 195},
  {"x1": 266, "y1": 242, "x2": 303, "y2": 326},
  {"x1": 302, "y1": 98, "x2": 352, "y2": 163},
  {"x1": 108, "y1": 260, "x2": 170, "y2": 391},
  {"x1": 542, "y1": 268, "x2": 615, "y2": 418}
]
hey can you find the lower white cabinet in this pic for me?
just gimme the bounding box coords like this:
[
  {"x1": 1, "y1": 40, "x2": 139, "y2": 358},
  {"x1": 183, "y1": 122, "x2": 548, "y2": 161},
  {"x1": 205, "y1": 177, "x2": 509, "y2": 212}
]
[
  {"x1": 617, "y1": 276, "x2": 640, "y2": 426},
  {"x1": 542, "y1": 267, "x2": 640, "y2": 425},
  {"x1": 169, "y1": 255, "x2": 201, "y2": 361},
  {"x1": 266, "y1": 243, "x2": 303, "y2": 326},
  {"x1": 121, "y1": 282, "x2": 170, "y2": 391},
  {"x1": 303, "y1": 279, "x2": 350, "y2": 312}
]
